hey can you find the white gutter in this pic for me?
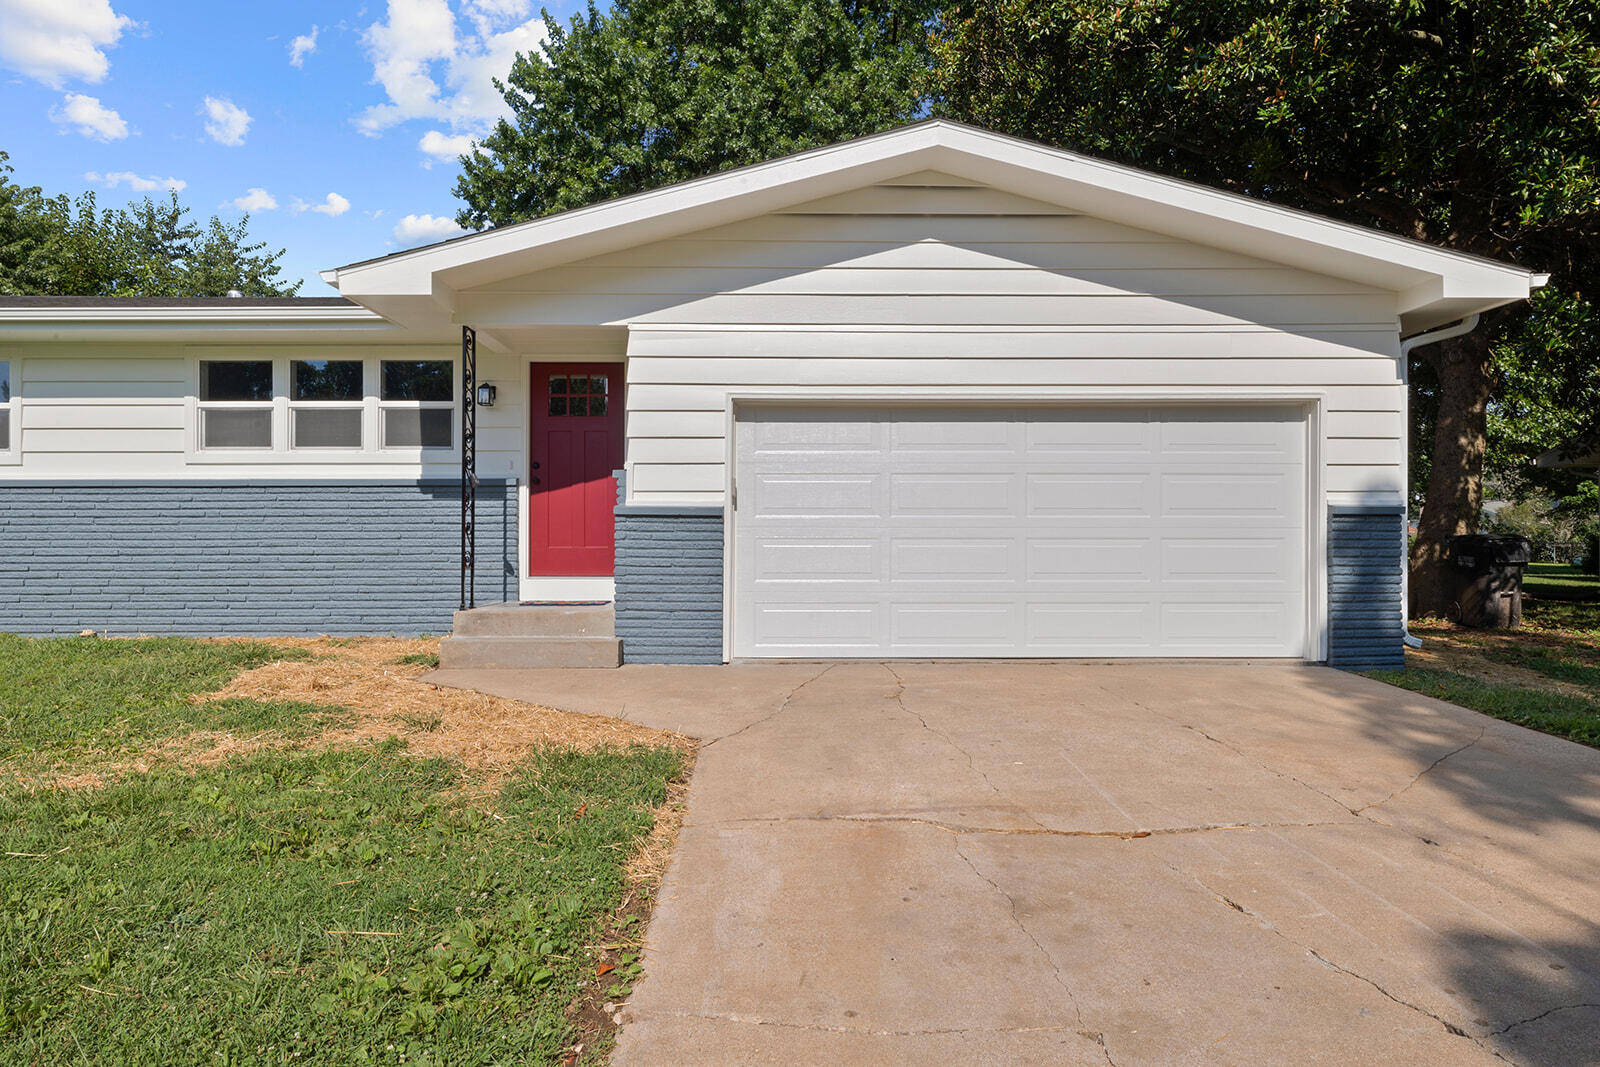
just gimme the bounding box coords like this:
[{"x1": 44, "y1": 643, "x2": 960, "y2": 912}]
[
  {"x1": 0, "y1": 305, "x2": 383, "y2": 324},
  {"x1": 1397, "y1": 314, "x2": 1481, "y2": 649}
]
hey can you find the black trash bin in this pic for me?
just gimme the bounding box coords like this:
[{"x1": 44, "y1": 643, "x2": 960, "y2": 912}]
[{"x1": 1447, "y1": 534, "x2": 1533, "y2": 629}]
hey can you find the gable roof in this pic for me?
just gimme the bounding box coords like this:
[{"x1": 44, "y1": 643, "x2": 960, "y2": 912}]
[{"x1": 326, "y1": 119, "x2": 1543, "y2": 335}]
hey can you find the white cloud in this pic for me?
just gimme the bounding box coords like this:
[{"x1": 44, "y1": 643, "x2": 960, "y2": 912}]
[
  {"x1": 50, "y1": 92, "x2": 127, "y2": 140},
  {"x1": 202, "y1": 96, "x2": 252, "y2": 146},
  {"x1": 291, "y1": 192, "x2": 351, "y2": 216},
  {"x1": 394, "y1": 212, "x2": 467, "y2": 246},
  {"x1": 356, "y1": 0, "x2": 547, "y2": 141},
  {"x1": 288, "y1": 25, "x2": 318, "y2": 67},
  {"x1": 231, "y1": 187, "x2": 278, "y2": 212},
  {"x1": 418, "y1": 129, "x2": 475, "y2": 167},
  {"x1": 0, "y1": 0, "x2": 134, "y2": 88},
  {"x1": 86, "y1": 169, "x2": 185, "y2": 193}
]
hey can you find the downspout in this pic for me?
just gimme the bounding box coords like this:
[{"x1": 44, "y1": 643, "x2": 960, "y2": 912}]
[{"x1": 1397, "y1": 314, "x2": 1480, "y2": 649}]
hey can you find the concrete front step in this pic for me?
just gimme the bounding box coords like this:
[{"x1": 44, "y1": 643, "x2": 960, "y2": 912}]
[
  {"x1": 452, "y1": 602, "x2": 615, "y2": 638},
  {"x1": 439, "y1": 634, "x2": 621, "y2": 669}
]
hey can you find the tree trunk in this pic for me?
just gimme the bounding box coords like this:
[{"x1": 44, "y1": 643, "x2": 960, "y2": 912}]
[{"x1": 1410, "y1": 329, "x2": 1495, "y2": 618}]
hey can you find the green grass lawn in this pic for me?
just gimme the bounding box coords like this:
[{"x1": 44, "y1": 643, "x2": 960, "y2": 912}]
[
  {"x1": 0, "y1": 636, "x2": 683, "y2": 1065},
  {"x1": 1368, "y1": 583, "x2": 1600, "y2": 748}
]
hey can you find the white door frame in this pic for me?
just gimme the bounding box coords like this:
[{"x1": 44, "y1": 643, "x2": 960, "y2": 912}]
[{"x1": 722, "y1": 388, "x2": 1328, "y2": 662}]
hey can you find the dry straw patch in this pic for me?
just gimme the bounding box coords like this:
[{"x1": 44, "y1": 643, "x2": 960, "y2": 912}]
[
  {"x1": 194, "y1": 637, "x2": 690, "y2": 786},
  {"x1": 1406, "y1": 623, "x2": 1594, "y2": 701}
]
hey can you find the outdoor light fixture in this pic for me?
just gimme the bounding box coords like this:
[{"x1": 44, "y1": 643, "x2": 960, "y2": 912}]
[{"x1": 476, "y1": 383, "x2": 496, "y2": 407}]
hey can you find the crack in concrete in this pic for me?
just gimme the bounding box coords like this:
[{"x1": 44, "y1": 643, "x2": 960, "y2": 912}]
[
  {"x1": 1354, "y1": 728, "x2": 1487, "y2": 814},
  {"x1": 702, "y1": 664, "x2": 837, "y2": 748},
  {"x1": 722, "y1": 811, "x2": 1350, "y2": 839},
  {"x1": 1491, "y1": 1002, "x2": 1600, "y2": 1036},
  {"x1": 949, "y1": 834, "x2": 1091, "y2": 1036},
  {"x1": 879, "y1": 663, "x2": 1051, "y2": 829},
  {"x1": 1170, "y1": 861, "x2": 1511, "y2": 1062},
  {"x1": 1167, "y1": 716, "x2": 1513, "y2": 883}
]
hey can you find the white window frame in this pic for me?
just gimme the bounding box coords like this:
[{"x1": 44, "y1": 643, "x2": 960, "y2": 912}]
[
  {"x1": 197, "y1": 358, "x2": 276, "y2": 452},
  {"x1": 0, "y1": 357, "x2": 19, "y2": 465},
  {"x1": 377, "y1": 359, "x2": 457, "y2": 451},
  {"x1": 288, "y1": 357, "x2": 368, "y2": 451},
  {"x1": 185, "y1": 352, "x2": 458, "y2": 465}
]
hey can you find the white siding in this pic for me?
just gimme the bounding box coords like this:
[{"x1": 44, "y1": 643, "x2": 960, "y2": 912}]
[
  {"x1": 1, "y1": 342, "x2": 522, "y2": 482},
  {"x1": 467, "y1": 178, "x2": 1406, "y2": 508}
]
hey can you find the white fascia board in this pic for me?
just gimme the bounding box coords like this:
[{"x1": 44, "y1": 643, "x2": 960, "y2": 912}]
[
  {"x1": 0, "y1": 305, "x2": 386, "y2": 325},
  {"x1": 0, "y1": 305, "x2": 413, "y2": 344},
  {"x1": 926, "y1": 127, "x2": 1534, "y2": 311},
  {"x1": 328, "y1": 120, "x2": 1536, "y2": 322}
]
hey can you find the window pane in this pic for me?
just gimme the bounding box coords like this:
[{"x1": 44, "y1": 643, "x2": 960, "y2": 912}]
[
  {"x1": 384, "y1": 407, "x2": 452, "y2": 448},
  {"x1": 0, "y1": 410, "x2": 8, "y2": 451},
  {"x1": 293, "y1": 408, "x2": 362, "y2": 448},
  {"x1": 548, "y1": 397, "x2": 567, "y2": 417},
  {"x1": 569, "y1": 396, "x2": 588, "y2": 416},
  {"x1": 381, "y1": 360, "x2": 452, "y2": 401},
  {"x1": 589, "y1": 376, "x2": 607, "y2": 395},
  {"x1": 293, "y1": 360, "x2": 363, "y2": 401},
  {"x1": 201, "y1": 361, "x2": 273, "y2": 401},
  {"x1": 590, "y1": 395, "x2": 607, "y2": 416},
  {"x1": 202, "y1": 408, "x2": 272, "y2": 448},
  {"x1": 0, "y1": 361, "x2": 10, "y2": 403},
  {"x1": 549, "y1": 375, "x2": 568, "y2": 395}
]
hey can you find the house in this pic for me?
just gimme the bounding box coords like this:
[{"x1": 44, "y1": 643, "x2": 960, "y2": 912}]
[{"x1": 0, "y1": 121, "x2": 1543, "y2": 669}]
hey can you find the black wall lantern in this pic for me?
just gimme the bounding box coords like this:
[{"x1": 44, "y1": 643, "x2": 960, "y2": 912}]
[{"x1": 476, "y1": 382, "x2": 496, "y2": 407}]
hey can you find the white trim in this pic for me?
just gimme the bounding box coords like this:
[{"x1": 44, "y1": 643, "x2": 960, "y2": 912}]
[
  {"x1": 0, "y1": 305, "x2": 383, "y2": 324},
  {"x1": 328, "y1": 121, "x2": 1535, "y2": 336},
  {"x1": 0, "y1": 356, "x2": 19, "y2": 466},
  {"x1": 185, "y1": 354, "x2": 460, "y2": 465},
  {"x1": 722, "y1": 389, "x2": 1330, "y2": 664},
  {"x1": 518, "y1": 576, "x2": 616, "y2": 602}
]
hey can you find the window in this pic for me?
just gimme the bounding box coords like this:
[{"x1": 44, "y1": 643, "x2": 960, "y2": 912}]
[
  {"x1": 0, "y1": 361, "x2": 11, "y2": 451},
  {"x1": 380, "y1": 360, "x2": 454, "y2": 449},
  {"x1": 199, "y1": 360, "x2": 273, "y2": 449},
  {"x1": 191, "y1": 354, "x2": 455, "y2": 458},
  {"x1": 547, "y1": 374, "x2": 608, "y2": 417},
  {"x1": 291, "y1": 359, "x2": 363, "y2": 449}
]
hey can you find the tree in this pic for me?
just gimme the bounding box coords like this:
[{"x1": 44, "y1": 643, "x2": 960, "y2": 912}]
[
  {"x1": 454, "y1": 0, "x2": 939, "y2": 228},
  {"x1": 0, "y1": 158, "x2": 299, "y2": 297},
  {"x1": 932, "y1": 0, "x2": 1600, "y2": 616}
]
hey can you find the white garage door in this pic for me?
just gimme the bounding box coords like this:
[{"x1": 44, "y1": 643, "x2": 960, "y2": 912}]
[{"x1": 732, "y1": 404, "x2": 1307, "y2": 658}]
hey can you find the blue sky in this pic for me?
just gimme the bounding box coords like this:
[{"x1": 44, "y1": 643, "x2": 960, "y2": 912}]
[{"x1": 1, "y1": 0, "x2": 586, "y2": 293}]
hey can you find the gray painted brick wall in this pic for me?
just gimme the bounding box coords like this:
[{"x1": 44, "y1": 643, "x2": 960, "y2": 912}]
[
  {"x1": 1326, "y1": 507, "x2": 1406, "y2": 671},
  {"x1": 612, "y1": 471, "x2": 724, "y2": 664},
  {"x1": 0, "y1": 482, "x2": 515, "y2": 636}
]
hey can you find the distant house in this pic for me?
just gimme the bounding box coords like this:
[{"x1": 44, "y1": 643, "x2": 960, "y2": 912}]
[{"x1": 0, "y1": 121, "x2": 1542, "y2": 670}]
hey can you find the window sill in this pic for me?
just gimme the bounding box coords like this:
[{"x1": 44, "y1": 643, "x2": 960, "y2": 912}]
[{"x1": 187, "y1": 449, "x2": 460, "y2": 465}]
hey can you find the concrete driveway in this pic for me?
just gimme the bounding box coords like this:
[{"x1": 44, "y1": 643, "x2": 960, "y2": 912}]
[{"x1": 429, "y1": 662, "x2": 1600, "y2": 1066}]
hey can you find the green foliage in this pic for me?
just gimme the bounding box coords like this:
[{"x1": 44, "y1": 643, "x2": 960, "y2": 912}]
[
  {"x1": 0, "y1": 635, "x2": 684, "y2": 1064},
  {"x1": 0, "y1": 154, "x2": 300, "y2": 297},
  {"x1": 0, "y1": 745, "x2": 682, "y2": 1064},
  {"x1": 455, "y1": 0, "x2": 939, "y2": 227},
  {"x1": 933, "y1": 0, "x2": 1600, "y2": 568},
  {"x1": 0, "y1": 636, "x2": 316, "y2": 776},
  {"x1": 1366, "y1": 664, "x2": 1600, "y2": 747}
]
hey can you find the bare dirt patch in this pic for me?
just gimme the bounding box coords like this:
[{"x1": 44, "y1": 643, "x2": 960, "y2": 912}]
[
  {"x1": 1407, "y1": 619, "x2": 1596, "y2": 700},
  {"x1": 190, "y1": 637, "x2": 692, "y2": 784}
]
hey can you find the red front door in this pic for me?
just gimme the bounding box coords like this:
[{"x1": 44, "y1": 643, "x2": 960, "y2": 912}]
[{"x1": 529, "y1": 363, "x2": 625, "y2": 576}]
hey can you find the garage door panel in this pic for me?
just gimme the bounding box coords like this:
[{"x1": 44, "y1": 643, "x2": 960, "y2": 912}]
[
  {"x1": 1027, "y1": 474, "x2": 1154, "y2": 516},
  {"x1": 752, "y1": 603, "x2": 881, "y2": 648},
  {"x1": 734, "y1": 404, "x2": 1306, "y2": 658},
  {"x1": 892, "y1": 473, "x2": 1016, "y2": 515},
  {"x1": 752, "y1": 540, "x2": 878, "y2": 582},
  {"x1": 1027, "y1": 537, "x2": 1154, "y2": 579},
  {"x1": 1026, "y1": 603, "x2": 1153, "y2": 645},
  {"x1": 1163, "y1": 538, "x2": 1296, "y2": 580},
  {"x1": 891, "y1": 538, "x2": 1015, "y2": 581},
  {"x1": 892, "y1": 603, "x2": 1018, "y2": 646},
  {"x1": 1161, "y1": 472, "x2": 1297, "y2": 515},
  {"x1": 753, "y1": 474, "x2": 881, "y2": 516}
]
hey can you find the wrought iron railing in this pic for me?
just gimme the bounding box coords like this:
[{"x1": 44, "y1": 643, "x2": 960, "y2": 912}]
[{"x1": 460, "y1": 325, "x2": 477, "y2": 610}]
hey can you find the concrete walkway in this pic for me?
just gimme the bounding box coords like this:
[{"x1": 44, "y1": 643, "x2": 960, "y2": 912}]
[{"x1": 428, "y1": 662, "x2": 1600, "y2": 1066}]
